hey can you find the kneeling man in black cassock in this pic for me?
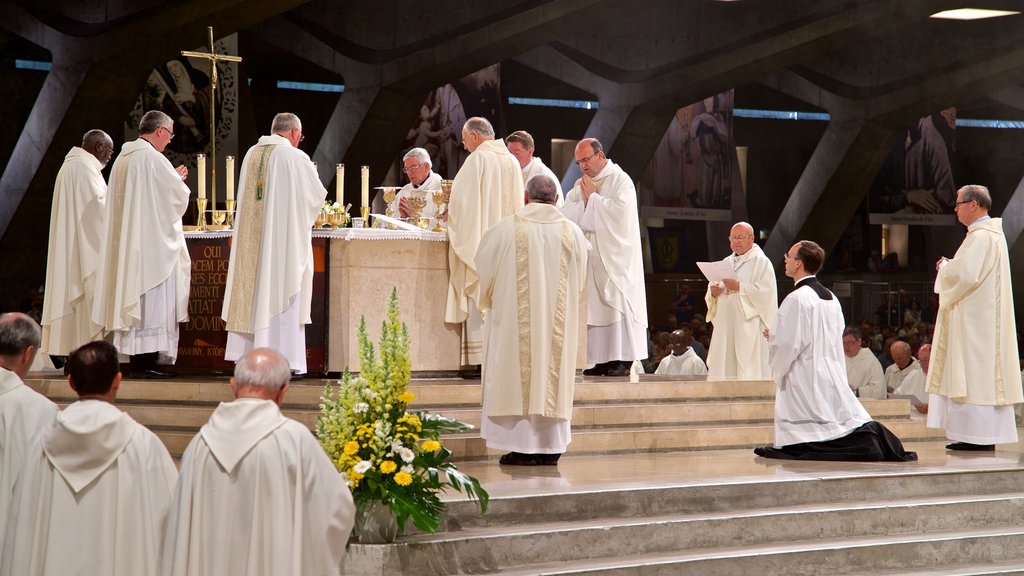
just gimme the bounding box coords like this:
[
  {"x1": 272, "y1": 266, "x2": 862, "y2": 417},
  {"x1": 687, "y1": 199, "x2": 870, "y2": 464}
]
[{"x1": 754, "y1": 241, "x2": 916, "y2": 462}]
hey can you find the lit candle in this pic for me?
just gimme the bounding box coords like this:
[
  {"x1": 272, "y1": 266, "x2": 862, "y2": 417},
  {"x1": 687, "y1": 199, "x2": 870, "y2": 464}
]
[
  {"x1": 225, "y1": 156, "x2": 235, "y2": 201},
  {"x1": 361, "y1": 165, "x2": 369, "y2": 208},
  {"x1": 337, "y1": 164, "x2": 344, "y2": 203},
  {"x1": 197, "y1": 154, "x2": 206, "y2": 200}
]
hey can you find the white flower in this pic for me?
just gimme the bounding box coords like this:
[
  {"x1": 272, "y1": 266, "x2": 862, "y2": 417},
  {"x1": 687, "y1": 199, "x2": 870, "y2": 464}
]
[
  {"x1": 352, "y1": 402, "x2": 369, "y2": 413},
  {"x1": 354, "y1": 460, "x2": 372, "y2": 474},
  {"x1": 401, "y1": 464, "x2": 414, "y2": 474},
  {"x1": 396, "y1": 446, "x2": 415, "y2": 463}
]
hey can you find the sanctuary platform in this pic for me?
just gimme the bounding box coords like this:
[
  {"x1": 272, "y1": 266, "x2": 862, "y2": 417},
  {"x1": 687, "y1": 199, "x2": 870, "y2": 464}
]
[{"x1": 24, "y1": 371, "x2": 1023, "y2": 575}]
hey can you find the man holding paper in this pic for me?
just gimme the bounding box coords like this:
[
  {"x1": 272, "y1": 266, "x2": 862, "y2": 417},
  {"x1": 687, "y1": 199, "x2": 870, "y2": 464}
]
[{"x1": 704, "y1": 222, "x2": 777, "y2": 380}]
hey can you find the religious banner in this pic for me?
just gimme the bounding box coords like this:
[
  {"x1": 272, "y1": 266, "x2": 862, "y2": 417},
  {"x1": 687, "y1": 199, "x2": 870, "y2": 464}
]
[
  {"x1": 639, "y1": 90, "x2": 736, "y2": 221},
  {"x1": 868, "y1": 109, "x2": 957, "y2": 226},
  {"x1": 389, "y1": 64, "x2": 502, "y2": 182}
]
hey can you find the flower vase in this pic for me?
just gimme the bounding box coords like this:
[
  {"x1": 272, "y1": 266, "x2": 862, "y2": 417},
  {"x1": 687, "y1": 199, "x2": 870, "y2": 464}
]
[{"x1": 354, "y1": 501, "x2": 399, "y2": 544}]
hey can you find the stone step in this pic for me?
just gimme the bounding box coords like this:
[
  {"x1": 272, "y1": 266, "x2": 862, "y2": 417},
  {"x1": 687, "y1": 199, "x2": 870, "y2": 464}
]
[{"x1": 342, "y1": 493, "x2": 1024, "y2": 575}]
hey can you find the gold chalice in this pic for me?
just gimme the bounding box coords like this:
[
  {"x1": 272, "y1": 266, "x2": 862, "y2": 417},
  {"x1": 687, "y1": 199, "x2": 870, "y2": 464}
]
[
  {"x1": 209, "y1": 210, "x2": 228, "y2": 230},
  {"x1": 326, "y1": 213, "x2": 344, "y2": 228},
  {"x1": 196, "y1": 198, "x2": 208, "y2": 231},
  {"x1": 225, "y1": 200, "x2": 236, "y2": 228},
  {"x1": 406, "y1": 191, "x2": 427, "y2": 219},
  {"x1": 383, "y1": 187, "x2": 398, "y2": 218},
  {"x1": 314, "y1": 213, "x2": 327, "y2": 228}
]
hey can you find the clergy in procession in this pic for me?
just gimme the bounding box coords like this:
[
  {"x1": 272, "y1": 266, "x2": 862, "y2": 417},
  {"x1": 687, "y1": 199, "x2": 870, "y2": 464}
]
[
  {"x1": 394, "y1": 147, "x2": 444, "y2": 218},
  {"x1": 446, "y1": 116, "x2": 525, "y2": 377},
  {"x1": 927, "y1": 184, "x2": 1022, "y2": 451},
  {"x1": 0, "y1": 313, "x2": 58, "y2": 555},
  {"x1": 92, "y1": 110, "x2": 191, "y2": 379},
  {"x1": 222, "y1": 113, "x2": 326, "y2": 378},
  {"x1": 754, "y1": 241, "x2": 916, "y2": 461},
  {"x1": 2, "y1": 340, "x2": 177, "y2": 576},
  {"x1": 705, "y1": 222, "x2": 777, "y2": 380},
  {"x1": 476, "y1": 175, "x2": 588, "y2": 466},
  {"x1": 843, "y1": 326, "x2": 886, "y2": 399},
  {"x1": 506, "y1": 130, "x2": 563, "y2": 206},
  {"x1": 883, "y1": 340, "x2": 922, "y2": 397},
  {"x1": 161, "y1": 348, "x2": 355, "y2": 576},
  {"x1": 562, "y1": 138, "x2": 648, "y2": 377},
  {"x1": 40, "y1": 129, "x2": 113, "y2": 358},
  {"x1": 655, "y1": 328, "x2": 708, "y2": 377}
]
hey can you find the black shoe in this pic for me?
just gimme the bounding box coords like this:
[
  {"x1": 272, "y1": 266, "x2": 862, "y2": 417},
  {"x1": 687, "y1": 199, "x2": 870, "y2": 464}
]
[
  {"x1": 499, "y1": 452, "x2": 540, "y2": 466},
  {"x1": 536, "y1": 453, "x2": 561, "y2": 466},
  {"x1": 133, "y1": 368, "x2": 176, "y2": 379},
  {"x1": 605, "y1": 361, "x2": 630, "y2": 377},
  {"x1": 945, "y1": 442, "x2": 995, "y2": 451},
  {"x1": 583, "y1": 362, "x2": 610, "y2": 376},
  {"x1": 460, "y1": 365, "x2": 481, "y2": 380}
]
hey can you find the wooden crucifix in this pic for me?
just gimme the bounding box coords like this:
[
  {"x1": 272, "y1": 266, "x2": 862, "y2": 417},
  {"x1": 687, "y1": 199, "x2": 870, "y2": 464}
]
[{"x1": 182, "y1": 26, "x2": 242, "y2": 210}]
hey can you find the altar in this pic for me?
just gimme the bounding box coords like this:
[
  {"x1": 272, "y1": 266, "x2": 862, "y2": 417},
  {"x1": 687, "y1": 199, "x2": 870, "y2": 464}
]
[{"x1": 179, "y1": 228, "x2": 460, "y2": 375}]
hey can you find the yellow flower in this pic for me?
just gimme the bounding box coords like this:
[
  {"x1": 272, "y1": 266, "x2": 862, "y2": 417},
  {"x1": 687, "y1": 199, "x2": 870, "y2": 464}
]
[
  {"x1": 343, "y1": 441, "x2": 360, "y2": 455},
  {"x1": 394, "y1": 471, "x2": 413, "y2": 486},
  {"x1": 421, "y1": 440, "x2": 441, "y2": 453},
  {"x1": 380, "y1": 460, "x2": 397, "y2": 474},
  {"x1": 398, "y1": 391, "x2": 415, "y2": 403}
]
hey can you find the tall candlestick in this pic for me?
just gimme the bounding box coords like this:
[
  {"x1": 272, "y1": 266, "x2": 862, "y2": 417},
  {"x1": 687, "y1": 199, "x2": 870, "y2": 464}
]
[
  {"x1": 360, "y1": 165, "x2": 369, "y2": 209},
  {"x1": 337, "y1": 164, "x2": 344, "y2": 203},
  {"x1": 225, "y1": 156, "x2": 235, "y2": 201},
  {"x1": 197, "y1": 154, "x2": 206, "y2": 200}
]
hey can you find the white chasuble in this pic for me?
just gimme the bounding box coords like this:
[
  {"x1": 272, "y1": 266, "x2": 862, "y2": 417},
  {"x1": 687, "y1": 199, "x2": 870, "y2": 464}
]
[
  {"x1": 704, "y1": 244, "x2": 777, "y2": 380},
  {"x1": 41, "y1": 147, "x2": 107, "y2": 356},
  {"x1": 393, "y1": 170, "x2": 443, "y2": 217},
  {"x1": 769, "y1": 278, "x2": 870, "y2": 447},
  {"x1": 161, "y1": 399, "x2": 355, "y2": 576},
  {"x1": 521, "y1": 157, "x2": 564, "y2": 206},
  {"x1": 2, "y1": 400, "x2": 176, "y2": 576}
]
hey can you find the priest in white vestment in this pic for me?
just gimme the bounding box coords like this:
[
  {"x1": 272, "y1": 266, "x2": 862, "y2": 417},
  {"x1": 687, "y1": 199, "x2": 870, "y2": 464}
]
[
  {"x1": 0, "y1": 314, "x2": 58, "y2": 556},
  {"x1": 447, "y1": 117, "x2": 525, "y2": 374},
  {"x1": 393, "y1": 147, "x2": 444, "y2": 219},
  {"x1": 161, "y1": 348, "x2": 355, "y2": 576},
  {"x1": 476, "y1": 176, "x2": 588, "y2": 465},
  {"x1": 843, "y1": 326, "x2": 886, "y2": 399},
  {"x1": 562, "y1": 138, "x2": 649, "y2": 377},
  {"x1": 927, "y1": 185, "x2": 1022, "y2": 451},
  {"x1": 894, "y1": 344, "x2": 930, "y2": 405},
  {"x1": 92, "y1": 110, "x2": 191, "y2": 378},
  {"x1": 655, "y1": 328, "x2": 708, "y2": 376},
  {"x1": 41, "y1": 130, "x2": 113, "y2": 357},
  {"x1": 2, "y1": 341, "x2": 177, "y2": 576},
  {"x1": 222, "y1": 113, "x2": 325, "y2": 376},
  {"x1": 506, "y1": 130, "x2": 564, "y2": 206},
  {"x1": 705, "y1": 222, "x2": 777, "y2": 380},
  {"x1": 883, "y1": 340, "x2": 921, "y2": 397},
  {"x1": 755, "y1": 242, "x2": 916, "y2": 461}
]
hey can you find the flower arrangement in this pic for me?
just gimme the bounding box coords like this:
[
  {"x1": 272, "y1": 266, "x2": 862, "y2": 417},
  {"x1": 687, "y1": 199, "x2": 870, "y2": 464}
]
[
  {"x1": 321, "y1": 200, "x2": 347, "y2": 215},
  {"x1": 317, "y1": 288, "x2": 488, "y2": 534}
]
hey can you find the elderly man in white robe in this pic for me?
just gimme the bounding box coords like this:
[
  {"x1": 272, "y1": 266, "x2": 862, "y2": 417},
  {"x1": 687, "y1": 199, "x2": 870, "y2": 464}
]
[
  {"x1": 655, "y1": 327, "x2": 708, "y2": 377},
  {"x1": 843, "y1": 326, "x2": 886, "y2": 399},
  {"x1": 477, "y1": 175, "x2": 588, "y2": 465},
  {"x1": 506, "y1": 130, "x2": 563, "y2": 206},
  {"x1": 92, "y1": 110, "x2": 190, "y2": 379},
  {"x1": 2, "y1": 340, "x2": 177, "y2": 576},
  {"x1": 222, "y1": 113, "x2": 325, "y2": 377},
  {"x1": 161, "y1": 348, "x2": 355, "y2": 576},
  {"x1": 393, "y1": 147, "x2": 444, "y2": 220},
  {"x1": 754, "y1": 241, "x2": 916, "y2": 461},
  {"x1": 562, "y1": 138, "x2": 649, "y2": 377},
  {"x1": 895, "y1": 343, "x2": 930, "y2": 407},
  {"x1": 928, "y1": 185, "x2": 1022, "y2": 451},
  {"x1": 884, "y1": 340, "x2": 922, "y2": 396},
  {"x1": 41, "y1": 129, "x2": 113, "y2": 358},
  {"x1": 705, "y1": 222, "x2": 777, "y2": 380},
  {"x1": 0, "y1": 313, "x2": 58, "y2": 555},
  {"x1": 447, "y1": 116, "x2": 525, "y2": 377}
]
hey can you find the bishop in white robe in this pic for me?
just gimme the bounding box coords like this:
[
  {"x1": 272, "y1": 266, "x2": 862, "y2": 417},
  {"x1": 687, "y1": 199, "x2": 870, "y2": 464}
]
[
  {"x1": 393, "y1": 147, "x2": 444, "y2": 219},
  {"x1": 0, "y1": 313, "x2": 58, "y2": 556},
  {"x1": 476, "y1": 177, "x2": 588, "y2": 464},
  {"x1": 161, "y1": 348, "x2": 355, "y2": 576},
  {"x1": 755, "y1": 241, "x2": 915, "y2": 461},
  {"x1": 447, "y1": 117, "x2": 524, "y2": 369},
  {"x1": 705, "y1": 222, "x2": 777, "y2": 380},
  {"x1": 927, "y1": 185, "x2": 1022, "y2": 451},
  {"x1": 41, "y1": 130, "x2": 113, "y2": 357},
  {"x1": 2, "y1": 341, "x2": 177, "y2": 576},
  {"x1": 92, "y1": 110, "x2": 191, "y2": 377},
  {"x1": 222, "y1": 114, "x2": 326, "y2": 375},
  {"x1": 506, "y1": 130, "x2": 564, "y2": 206},
  {"x1": 562, "y1": 138, "x2": 649, "y2": 376}
]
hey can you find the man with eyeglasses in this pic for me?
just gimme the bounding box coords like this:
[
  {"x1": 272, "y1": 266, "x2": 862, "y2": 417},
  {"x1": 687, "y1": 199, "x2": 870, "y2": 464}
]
[
  {"x1": 92, "y1": 110, "x2": 191, "y2": 379},
  {"x1": 392, "y1": 147, "x2": 443, "y2": 218},
  {"x1": 704, "y1": 222, "x2": 777, "y2": 380},
  {"x1": 446, "y1": 117, "x2": 524, "y2": 379},
  {"x1": 41, "y1": 129, "x2": 114, "y2": 359},
  {"x1": 927, "y1": 184, "x2": 1021, "y2": 452},
  {"x1": 221, "y1": 112, "x2": 326, "y2": 379},
  {"x1": 561, "y1": 138, "x2": 648, "y2": 377}
]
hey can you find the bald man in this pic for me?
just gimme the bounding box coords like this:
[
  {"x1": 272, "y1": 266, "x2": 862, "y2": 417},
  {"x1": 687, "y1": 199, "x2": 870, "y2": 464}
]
[{"x1": 884, "y1": 340, "x2": 921, "y2": 397}]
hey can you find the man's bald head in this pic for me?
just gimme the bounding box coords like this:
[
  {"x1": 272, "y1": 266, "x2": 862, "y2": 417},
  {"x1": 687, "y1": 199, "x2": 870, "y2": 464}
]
[
  {"x1": 890, "y1": 340, "x2": 912, "y2": 368},
  {"x1": 231, "y1": 348, "x2": 291, "y2": 403},
  {"x1": 917, "y1": 343, "x2": 931, "y2": 373},
  {"x1": 729, "y1": 222, "x2": 755, "y2": 256}
]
